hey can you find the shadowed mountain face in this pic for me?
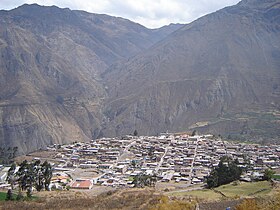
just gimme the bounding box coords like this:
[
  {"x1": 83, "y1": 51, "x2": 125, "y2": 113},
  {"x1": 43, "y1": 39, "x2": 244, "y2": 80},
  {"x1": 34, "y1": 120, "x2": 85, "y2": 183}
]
[
  {"x1": 1, "y1": 1, "x2": 279, "y2": 155},
  {"x1": 0, "y1": 4, "x2": 182, "y2": 154},
  {"x1": 102, "y1": 0, "x2": 280, "y2": 141}
]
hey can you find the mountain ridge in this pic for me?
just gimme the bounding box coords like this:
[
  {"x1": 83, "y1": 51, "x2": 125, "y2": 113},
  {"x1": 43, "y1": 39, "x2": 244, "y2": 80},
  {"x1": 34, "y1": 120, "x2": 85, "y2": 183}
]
[
  {"x1": 0, "y1": 4, "x2": 183, "y2": 155},
  {"x1": 0, "y1": 0, "x2": 279, "y2": 155},
  {"x1": 101, "y1": 0, "x2": 280, "y2": 141}
]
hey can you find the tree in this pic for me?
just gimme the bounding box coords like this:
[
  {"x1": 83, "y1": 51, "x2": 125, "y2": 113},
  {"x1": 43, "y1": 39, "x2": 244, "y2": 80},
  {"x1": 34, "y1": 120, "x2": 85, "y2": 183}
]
[
  {"x1": 206, "y1": 156, "x2": 242, "y2": 188},
  {"x1": 6, "y1": 163, "x2": 16, "y2": 189},
  {"x1": 33, "y1": 160, "x2": 44, "y2": 191},
  {"x1": 133, "y1": 173, "x2": 155, "y2": 188},
  {"x1": 42, "y1": 161, "x2": 52, "y2": 191},
  {"x1": 131, "y1": 160, "x2": 137, "y2": 168},
  {"x1": 191, "y1": 130, "x2": 197, "y2": 136},
  {"x1": 16, "y1": 160, "x2": 53, "y2": 193},
  {"x1": 263, "y1": 169, "x2": 275, "y2": 181},
  {"x1": 16, "y1": 160, "x2": 29, "y2": 191},
  {"x1": 12, "y1": 147, "x2": 18, "y2": 159},
  {"x1": 16, "y1": 188, "x2": 24, "y2": 201},
  {"x1": 133, "y1": 129, "x2": 138, "y2": 136},
  {"x1": 6, "y1": 189, "x2": 13, "y2": 201},
  {"x1": 148, "y1": 146, "x2": 155, "y2": 158},
  {"x1": 26, "y1": 187, "x2": 32, "y2": 198},
  {"x1": 206, "y1": 170, "x2": 219, "y2": 188}
]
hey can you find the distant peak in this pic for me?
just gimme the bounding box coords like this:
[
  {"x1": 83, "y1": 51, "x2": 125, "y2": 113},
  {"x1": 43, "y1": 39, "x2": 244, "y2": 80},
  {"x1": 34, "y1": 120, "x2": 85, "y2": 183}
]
[
  {"x1": 17, "y1": 3, "x2": 43, "y2": 9},
  {"x1": 14, "y1": 3, "x2": 70, "y2": 12},
  {"x1": 239, "y1": 0, "x2": 279, "y2": 6}
]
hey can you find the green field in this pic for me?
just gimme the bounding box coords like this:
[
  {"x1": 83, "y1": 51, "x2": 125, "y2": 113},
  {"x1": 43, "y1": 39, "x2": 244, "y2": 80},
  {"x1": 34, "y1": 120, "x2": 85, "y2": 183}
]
[
  {"x1": 0, "y1": 191, "x2": 38, "y2": 202},
  {"x1": 216, "y1": 181, "x2": 272, "y2": 197},
  {"x1": 272, "y1": 174, "x2": 280, "y2": 180},
  {"x1": 167, "y1": 181, "x2": 272, "y2": 201},
  {"x1": 0, "y1": 192, "x2": 7, "y2": 201}
]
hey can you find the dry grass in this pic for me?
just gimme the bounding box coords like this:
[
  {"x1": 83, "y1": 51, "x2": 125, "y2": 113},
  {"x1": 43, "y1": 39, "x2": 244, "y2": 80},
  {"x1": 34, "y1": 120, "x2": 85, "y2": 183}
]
[
  {"x1": 0, "y1": 188, "x2": 161, "y2": 210},
  {"x1": 14, "y1": 151, "x2": 58, "y2": 164},
  {"x1": 168, "y1": 189, "x2": 223, "y2": 201}
]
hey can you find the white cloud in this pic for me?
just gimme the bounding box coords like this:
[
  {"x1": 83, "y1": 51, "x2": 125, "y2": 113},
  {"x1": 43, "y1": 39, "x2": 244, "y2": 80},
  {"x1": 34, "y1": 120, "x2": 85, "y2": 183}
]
[{"x1": 0, "y1": 0, "x2": 241, "y2": 28}]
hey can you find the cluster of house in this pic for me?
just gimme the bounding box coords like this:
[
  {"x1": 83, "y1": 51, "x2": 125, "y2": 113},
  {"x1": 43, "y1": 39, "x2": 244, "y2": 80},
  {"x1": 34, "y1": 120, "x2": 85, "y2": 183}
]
[
  {"x1": 0, "y1": 133, "x2": 279, "y2": 190},
  {"x1": 47, "y1": 133, "x2": 280, "y2": 189}
]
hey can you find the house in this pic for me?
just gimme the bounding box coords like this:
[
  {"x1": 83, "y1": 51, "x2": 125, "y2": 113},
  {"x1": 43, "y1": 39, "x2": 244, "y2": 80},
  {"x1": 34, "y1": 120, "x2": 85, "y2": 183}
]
[
  {"x1": 70, "y1": 179, "x2": 93, "y2": 189},
  {"x1": 0, "y1": 167, "x2": 10, "y2": 183},
  {"x1": 51, "y1": 175, "x2": 70, "y2": 184}
]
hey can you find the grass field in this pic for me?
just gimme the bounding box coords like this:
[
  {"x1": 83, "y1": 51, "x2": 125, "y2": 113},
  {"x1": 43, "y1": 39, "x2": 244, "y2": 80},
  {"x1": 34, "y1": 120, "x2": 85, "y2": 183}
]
[
  {"x1": 167, "y1": 181, "x2": 273, "y2": 201},
  {"x1": 272, "y1": 174, "x2": 280, "y2": 180},
  {"x1": 216, "y1": 181, "x2": 272, "y2": 197},
  {"x1": 0, "y1": 192, "x2": 6, "y2": 201}
]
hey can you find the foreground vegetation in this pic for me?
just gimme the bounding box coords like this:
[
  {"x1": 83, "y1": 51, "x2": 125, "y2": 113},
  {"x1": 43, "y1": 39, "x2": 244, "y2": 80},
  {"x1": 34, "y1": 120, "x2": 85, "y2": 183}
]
[
  {"x1": 235, "y1": 191, "x2": 280, "y2": 210},
  {"x1": 1, "y1": 183, "x2": 279, "y2": 210},
  {"x1": 3, "y1": 160, "x2": 52, "y2": 201},
  {"x1": 0, "y1": 189, "x2": 161, "y2": 210},
  {"x1": 206, "y1": 156, "x2": 242, "y2": 188},
  {"x1": 0, "y1": 192, "x2": 8, "y2": 201},
  {"x1": 168, "y1": 181, "x2": 273, "y2": 200}
]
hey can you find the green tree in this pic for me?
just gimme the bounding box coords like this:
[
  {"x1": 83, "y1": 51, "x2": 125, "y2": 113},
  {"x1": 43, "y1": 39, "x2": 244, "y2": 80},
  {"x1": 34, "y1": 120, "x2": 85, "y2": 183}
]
[
  {"x1": 206, "y1": 156, "x2": 242, "y2": 188},
  {"x1": 191, "y1": 130, "x2": 197, "y2": 136},
  {"x1": 33, "y1": 160, "x2": 44, "y2": 191},
  {"x1": 206, "y1": 170, "x2": 219, "y2": 188},
  {"x1": 42, "y1": 161, "x2": 52, "y2": 191},
  {"x1": 16, "y1": 160, "x2": 29, "y2": 191},
  {"x1": 131, "y1": 160, "x2": 137, "y2": 168},
  {"x1": 133, "y1": 129, "x2": 138, "y2": 136},
  {"x1": 15, "y1": 160, "x2": 53, "y2": 194},
  {"x1": 133, "y1": 173, "x2": 156, "y2": 188},
  {"x1": 16, "y1": 188, "x2": 24, "y2": 201},
  {"x1": 148, "y1": 146, "x2": 155, "y2": 158},
  {"x1": 12, "y1": 147, "x2": 18, "y2": 159},
  {"x1": 6, "y1": 189, "x2": 13, "y2": 201},
  {"x1": 26, "y1": 187, "x2": 32, "y2": 198},
  {"x1": 6, "y1": 163, "x2": 16, "y2": 189},
  {"x1": 263, "y1": 169, "x2": 275, "y2": 181}
]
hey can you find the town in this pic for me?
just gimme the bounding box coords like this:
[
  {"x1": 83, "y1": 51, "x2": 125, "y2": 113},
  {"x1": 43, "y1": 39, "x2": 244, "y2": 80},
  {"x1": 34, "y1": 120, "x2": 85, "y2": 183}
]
[{"x1": 1, "y1": 133, "x2": 280, "y2": 191}]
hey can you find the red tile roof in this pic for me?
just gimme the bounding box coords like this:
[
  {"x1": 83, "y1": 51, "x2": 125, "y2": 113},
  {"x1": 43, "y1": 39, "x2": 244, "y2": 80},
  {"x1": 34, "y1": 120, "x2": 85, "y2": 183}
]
[{"x1": 71, "y1": 180, "x2": 92, "y2": 189}]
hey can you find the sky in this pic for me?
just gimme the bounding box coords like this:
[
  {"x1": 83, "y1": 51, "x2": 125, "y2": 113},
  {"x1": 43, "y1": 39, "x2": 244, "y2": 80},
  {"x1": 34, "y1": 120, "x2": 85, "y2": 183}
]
[{"x1": 0, "y1": 0, "x2": 241, "y2": 28}]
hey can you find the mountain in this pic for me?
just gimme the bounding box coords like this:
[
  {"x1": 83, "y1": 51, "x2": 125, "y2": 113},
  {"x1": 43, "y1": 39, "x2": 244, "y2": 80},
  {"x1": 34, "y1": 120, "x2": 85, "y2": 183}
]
[
  {"x1": 1, "y1": 0, "x2": 279, "y2": 156},
  {"x1": 102, "y1": 0, "x2": 280, "y2": 142},
  {"x1": 0, "y1": 4, "x2": 182, "y2": 155}
]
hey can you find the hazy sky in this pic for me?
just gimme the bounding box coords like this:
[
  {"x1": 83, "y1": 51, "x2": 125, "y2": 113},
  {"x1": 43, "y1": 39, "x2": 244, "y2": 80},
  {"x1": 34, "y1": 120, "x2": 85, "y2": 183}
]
[{"x1": 0, "y1": 0, "x2": 241, "y2": 28}]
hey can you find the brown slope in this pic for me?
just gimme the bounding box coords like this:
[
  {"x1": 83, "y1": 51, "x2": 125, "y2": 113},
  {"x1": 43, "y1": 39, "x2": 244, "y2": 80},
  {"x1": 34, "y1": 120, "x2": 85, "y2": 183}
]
[
  {"x1": 103, "y1": 0, "x2": 280, "y2": 141},
  {"x1": 0, "y1": 4, "x2": 182, "y2": 155}
]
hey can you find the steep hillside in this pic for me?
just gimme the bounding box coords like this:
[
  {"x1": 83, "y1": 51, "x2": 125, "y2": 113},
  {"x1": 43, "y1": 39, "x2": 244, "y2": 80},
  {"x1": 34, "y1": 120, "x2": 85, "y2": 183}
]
[
  {"x1": 0, "y1": 4, "x2": 182, "y2": 154},
  {"x1": 103, "y1": 0, "x2": 280, "y2": 141}
]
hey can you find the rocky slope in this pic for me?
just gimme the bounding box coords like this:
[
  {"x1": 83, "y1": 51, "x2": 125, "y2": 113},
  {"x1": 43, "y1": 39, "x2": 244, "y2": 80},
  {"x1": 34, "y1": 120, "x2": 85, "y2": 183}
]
[
  {"x1": 1, "y1": 0, "x2": 279, "y2": 155},
  {"x1": 102, "y1": 0, "x2": 280, "y2": 141},
  {"x1": 0, "y1": 4, "x2": 182, "y2": 154}
]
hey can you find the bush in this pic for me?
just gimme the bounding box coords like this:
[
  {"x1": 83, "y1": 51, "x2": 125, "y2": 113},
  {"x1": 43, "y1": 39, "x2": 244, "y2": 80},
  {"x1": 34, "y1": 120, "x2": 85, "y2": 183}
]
[
  {"x1": 16, "y1": 190, "x2": 24, "y2": 201},
  {"x1": 6, "y1": 189, "x2": 13, "y2": 201},
  {"x1": 26, "y1": 188, "x2": 32, "y2": 198},
  {"x1": 150, "y1": 196, "x2": 196, "y2": 210},
  {"x1": 236, "y1": 199, "x2": 259, "y2": 210}
]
